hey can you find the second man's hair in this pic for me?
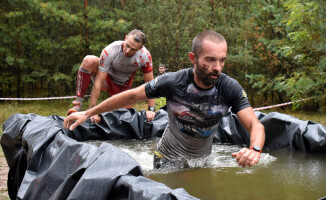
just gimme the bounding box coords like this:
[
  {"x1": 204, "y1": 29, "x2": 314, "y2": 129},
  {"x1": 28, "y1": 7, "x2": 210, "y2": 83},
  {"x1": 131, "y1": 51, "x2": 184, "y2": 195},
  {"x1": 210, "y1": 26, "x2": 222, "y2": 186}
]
[{"x1": 128, "y1": 29, "x2": 146, "y2": 45}]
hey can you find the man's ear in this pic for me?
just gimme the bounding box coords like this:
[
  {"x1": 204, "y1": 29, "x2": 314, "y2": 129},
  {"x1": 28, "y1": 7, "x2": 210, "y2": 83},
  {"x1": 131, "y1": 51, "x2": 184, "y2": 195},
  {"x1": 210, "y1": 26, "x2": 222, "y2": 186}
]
[
  {"x1": 188, "y1": 52, "x2": 196, "y2": 65},
  {"x1": 124, "y1": 35, "x2": 127, "y2": 40}
]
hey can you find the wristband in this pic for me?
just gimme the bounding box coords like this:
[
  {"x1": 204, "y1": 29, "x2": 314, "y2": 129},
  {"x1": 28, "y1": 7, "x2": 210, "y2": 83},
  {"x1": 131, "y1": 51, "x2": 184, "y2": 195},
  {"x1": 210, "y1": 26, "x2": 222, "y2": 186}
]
[
  {"x1": 148, "y1": 106, "x2": 155, "y2": 112},
  {"x1": 250, "y1": 145, "x2": 262, "y2": 154}
]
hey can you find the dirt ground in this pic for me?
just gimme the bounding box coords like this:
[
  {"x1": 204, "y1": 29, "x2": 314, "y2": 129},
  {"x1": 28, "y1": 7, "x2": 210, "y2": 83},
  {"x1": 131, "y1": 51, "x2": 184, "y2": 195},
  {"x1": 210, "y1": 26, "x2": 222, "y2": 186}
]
[{"x1": 0, "y1": 155, "x2": 9, "y2": 199}]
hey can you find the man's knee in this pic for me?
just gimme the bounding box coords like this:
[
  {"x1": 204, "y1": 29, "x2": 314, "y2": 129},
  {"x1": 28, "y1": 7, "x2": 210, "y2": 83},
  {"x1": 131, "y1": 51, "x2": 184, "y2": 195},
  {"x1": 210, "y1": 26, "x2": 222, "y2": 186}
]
[{"x1": 81, "y1": 55, "x2": 99, "y2": 74}]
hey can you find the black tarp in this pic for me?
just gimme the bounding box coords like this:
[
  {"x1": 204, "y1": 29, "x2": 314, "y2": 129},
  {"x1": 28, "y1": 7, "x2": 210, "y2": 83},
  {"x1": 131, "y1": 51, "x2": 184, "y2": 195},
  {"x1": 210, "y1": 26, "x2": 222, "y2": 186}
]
[
  {"x1": 1, "y1": 111, "x2": 197, "y2": 200},
  {"x1": 215, "y1": 111, "x2": 326, "y2": 152},
  {"x1": 56, "y1": 108, "x2": 326, "y2": 153},
  {"x1": 2, "y1": 108, "x2": 326, "y2": 199}
]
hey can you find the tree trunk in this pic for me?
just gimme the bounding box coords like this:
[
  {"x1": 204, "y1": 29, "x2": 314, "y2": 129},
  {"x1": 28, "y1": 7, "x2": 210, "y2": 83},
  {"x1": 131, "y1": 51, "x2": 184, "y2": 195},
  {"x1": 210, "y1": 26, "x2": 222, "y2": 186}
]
[
  {"x1": 85, "y1": 0, "x2": 89, "y2": 55},
  {"x1": 209, "y1": 0, "x2": 215, "y2": 11},
  {"x1": 174, "y1": 1, "x2": 181, "y2": 69},
  {"x1": 16, "y1": 40, "x2": 21, "y2": 98}
]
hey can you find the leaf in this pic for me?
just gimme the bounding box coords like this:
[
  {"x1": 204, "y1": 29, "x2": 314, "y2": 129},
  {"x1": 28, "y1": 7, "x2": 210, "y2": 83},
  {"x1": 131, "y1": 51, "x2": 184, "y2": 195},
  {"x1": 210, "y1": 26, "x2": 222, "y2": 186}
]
[{"x1": 6, "y1": 56, "x2": 15, "y2": 65}]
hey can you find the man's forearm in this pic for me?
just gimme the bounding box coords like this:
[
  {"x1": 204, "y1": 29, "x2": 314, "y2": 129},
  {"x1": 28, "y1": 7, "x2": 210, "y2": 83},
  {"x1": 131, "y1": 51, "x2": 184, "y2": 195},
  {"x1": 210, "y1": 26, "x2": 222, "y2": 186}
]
[
  {"x1": 88, "y1": 85, "x2": 101, "y2": 109},
  {"x1": 85, "y1": 84, "x2": 148, "y2": 118},
  {"x1": 236, "y1": 107, "x2": 265, "y2": 149},
  {"x1": 147, "y1": 98, "x2": 155, "y2": 108},
  {"x1": 249, "y1": 123, "x2": 265, "y2": 149}
]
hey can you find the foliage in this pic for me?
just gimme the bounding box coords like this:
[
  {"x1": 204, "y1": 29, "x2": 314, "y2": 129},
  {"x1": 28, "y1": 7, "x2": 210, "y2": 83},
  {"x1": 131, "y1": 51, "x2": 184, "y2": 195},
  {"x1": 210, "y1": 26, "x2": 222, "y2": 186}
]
[
  {"x1": 155, "y1": 97, "x2": 166, "y2": 109},
  {"x1": 0, "y1": 0, "x2": 128, "y2": 97},
  {"x1": 0, "y1": 0, "x2": 325, "y2": 111}
]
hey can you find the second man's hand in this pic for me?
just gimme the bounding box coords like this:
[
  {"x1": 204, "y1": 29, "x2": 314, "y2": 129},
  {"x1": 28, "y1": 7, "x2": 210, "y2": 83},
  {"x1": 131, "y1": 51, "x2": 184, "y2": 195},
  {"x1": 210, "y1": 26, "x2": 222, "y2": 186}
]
[
  {"x1": 146, "y1": 110, "x2": 156, "y2": 122},
  {"x1": 90, "y1": 114, "x2": 101, "y2": 124},
  {"x1": 64, "y1": 111, "x2": 89, "y2": 131}
]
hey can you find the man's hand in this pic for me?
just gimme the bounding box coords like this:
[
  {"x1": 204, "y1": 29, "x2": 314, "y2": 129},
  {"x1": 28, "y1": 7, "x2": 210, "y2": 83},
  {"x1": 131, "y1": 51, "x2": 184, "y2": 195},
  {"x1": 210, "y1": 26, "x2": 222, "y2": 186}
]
[
  {"x1": 90, "y1": 114, "x2": 101, "y2": 124},
  {"x1": 231, "y1": 148, "x2": 261, "y2": 168},
  {"x1": 63, "y1": 111, "x2": 88, "y2": 131},
  {"x1": 146, "y1": 110, "x2": 156, "y2": 122}
]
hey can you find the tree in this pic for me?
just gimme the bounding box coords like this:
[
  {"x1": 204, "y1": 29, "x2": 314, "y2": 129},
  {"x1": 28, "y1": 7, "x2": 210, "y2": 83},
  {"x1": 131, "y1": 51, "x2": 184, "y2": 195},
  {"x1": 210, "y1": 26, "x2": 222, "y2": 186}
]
[{"x1": 0, "y1": 0, "x2": 129, "y2": 97}]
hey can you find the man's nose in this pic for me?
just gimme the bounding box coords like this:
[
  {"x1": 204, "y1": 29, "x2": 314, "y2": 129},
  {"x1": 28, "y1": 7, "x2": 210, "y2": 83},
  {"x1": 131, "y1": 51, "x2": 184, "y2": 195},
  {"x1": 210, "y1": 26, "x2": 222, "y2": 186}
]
[{"x1": 212, "y1": 61, "x2": 222, "y2": 71}]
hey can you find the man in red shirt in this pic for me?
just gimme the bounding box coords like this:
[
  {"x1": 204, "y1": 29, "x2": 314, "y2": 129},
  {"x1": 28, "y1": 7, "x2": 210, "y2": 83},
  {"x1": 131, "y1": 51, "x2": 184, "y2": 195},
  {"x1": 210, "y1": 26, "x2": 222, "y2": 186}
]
[{"x1": 68, "y1": 29, "x2": 156, "y2": 122}]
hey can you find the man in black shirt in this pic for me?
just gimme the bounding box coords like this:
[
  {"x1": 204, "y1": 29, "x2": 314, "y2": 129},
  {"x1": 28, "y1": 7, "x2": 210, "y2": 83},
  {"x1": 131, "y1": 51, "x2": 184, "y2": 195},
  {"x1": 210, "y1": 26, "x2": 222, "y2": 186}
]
[{"x1": 64, "y1": 30, "x2": 265, "y2": 168}]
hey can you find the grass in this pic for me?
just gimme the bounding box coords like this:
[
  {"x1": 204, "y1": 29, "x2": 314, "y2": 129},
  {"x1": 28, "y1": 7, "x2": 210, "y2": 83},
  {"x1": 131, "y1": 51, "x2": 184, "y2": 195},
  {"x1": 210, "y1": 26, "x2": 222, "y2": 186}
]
[
  {"x1": 0, "y1": 98, "x2": 155, "y2": 135},
  {"x1": 0, "y1": 99, "x2": 325, "y2": 199}
]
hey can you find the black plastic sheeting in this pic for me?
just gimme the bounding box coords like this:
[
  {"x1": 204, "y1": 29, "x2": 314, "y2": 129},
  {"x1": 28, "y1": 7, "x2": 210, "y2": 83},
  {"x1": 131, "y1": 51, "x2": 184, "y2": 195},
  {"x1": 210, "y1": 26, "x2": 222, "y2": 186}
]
[
  {"x1": 215, "y1": 111, "x2": 326, "y2": 152},
  {"x1": 59, "y1": 107, "x2": 326, "y2": 153},
  {"x1": 65, "y1": 108, "x2": 168, "y2": 141},
  {"x1": 1, "y1": 110, "x2": 197, "y2": 200},
  {"x1": 2, "y1": 108, "x2": 326, "y2": 199}
]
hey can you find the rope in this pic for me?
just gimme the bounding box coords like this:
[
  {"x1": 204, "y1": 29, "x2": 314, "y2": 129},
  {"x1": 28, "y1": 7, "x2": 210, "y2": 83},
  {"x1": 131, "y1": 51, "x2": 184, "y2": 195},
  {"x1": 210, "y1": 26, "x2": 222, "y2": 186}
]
[
  {"x1": 0, "y1": 95, "x2": 314, "y2": 111},
  {"x1": 253, "y1": 97, "x2": 314, "y2": 111},
  {"x1": 0, "y1": 95, "x2": 90, "y2": 101}
]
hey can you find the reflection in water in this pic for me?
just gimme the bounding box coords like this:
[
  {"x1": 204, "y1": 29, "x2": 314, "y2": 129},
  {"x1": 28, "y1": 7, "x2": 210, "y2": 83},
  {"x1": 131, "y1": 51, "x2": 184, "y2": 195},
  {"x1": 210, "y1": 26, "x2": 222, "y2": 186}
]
[{"x1": 90, "y1": 139, "x2": 326, "y2": 200}]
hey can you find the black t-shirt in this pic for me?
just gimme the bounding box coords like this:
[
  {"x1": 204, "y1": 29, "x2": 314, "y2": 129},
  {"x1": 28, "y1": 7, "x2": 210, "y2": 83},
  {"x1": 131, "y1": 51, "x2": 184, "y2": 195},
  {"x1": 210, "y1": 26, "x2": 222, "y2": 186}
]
[{"x1": 145, "y1": 68, "x2": 250, "y2": 159}]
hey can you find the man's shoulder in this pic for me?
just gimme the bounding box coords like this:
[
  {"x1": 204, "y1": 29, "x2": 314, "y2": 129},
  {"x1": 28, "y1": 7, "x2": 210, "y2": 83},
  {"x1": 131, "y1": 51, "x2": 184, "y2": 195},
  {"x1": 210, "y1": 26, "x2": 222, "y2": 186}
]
[
  {"x1": 218, "y1": 73, "x2": 238, "y2": 86},
  {"x1": 111, "y1": 40, "x2": 123, "y2": 46},
  {"x1": 138, "y1": 45, "x2": 151, "y2": 56},
  {"x1": 141, "y1": 45, "x2": 149, "y2": 51},
  {"x1": 175, "y1": 67, "x2": 192, "y2": 76},
  {"x1": 105, "y1": 41, "x2": 123, "y2": 50},
  {"x1": 157, "y1": 68, "x2": 191, "y2": 83}
]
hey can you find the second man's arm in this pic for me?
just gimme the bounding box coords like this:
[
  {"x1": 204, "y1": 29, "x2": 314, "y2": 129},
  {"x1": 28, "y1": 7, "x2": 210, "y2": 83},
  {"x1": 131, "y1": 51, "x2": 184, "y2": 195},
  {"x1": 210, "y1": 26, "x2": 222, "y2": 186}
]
[
  {"x1": 64, "y1": 84, "x2": 149, "y2": 130},
  {"x1": 143, "y1": 71, "x2": 156, "y2": 121},
  {"x1": 88, "y1": 70, "x2": 107, "y2": 123}
]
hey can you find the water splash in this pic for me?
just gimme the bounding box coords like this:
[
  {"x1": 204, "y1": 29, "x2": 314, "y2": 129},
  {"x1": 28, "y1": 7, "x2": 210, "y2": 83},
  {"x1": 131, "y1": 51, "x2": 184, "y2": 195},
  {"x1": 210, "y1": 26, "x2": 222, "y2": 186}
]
[
  {"x1": 119, "y1": 147, "x2": 154, "y2": 171},
  {"x1": 104, "y1": 140, "x2": 277, "y2": 174}
]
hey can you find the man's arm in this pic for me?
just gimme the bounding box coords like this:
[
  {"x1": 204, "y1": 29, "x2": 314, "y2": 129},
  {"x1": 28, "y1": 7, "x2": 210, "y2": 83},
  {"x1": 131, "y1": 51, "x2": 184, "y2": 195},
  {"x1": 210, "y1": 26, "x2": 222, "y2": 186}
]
[
  {"x1": 88, "y1": 70, "x2": 107, "y2": 109},
  {"x1": 232, "y1": 107, "x2": 265, "y2": 167},
  {"x1": 143, "y1": 71, "x2": 156, "y2": 121},
  {"x1": 64, "y1": 84, "x2": 148, "y2": 130}
]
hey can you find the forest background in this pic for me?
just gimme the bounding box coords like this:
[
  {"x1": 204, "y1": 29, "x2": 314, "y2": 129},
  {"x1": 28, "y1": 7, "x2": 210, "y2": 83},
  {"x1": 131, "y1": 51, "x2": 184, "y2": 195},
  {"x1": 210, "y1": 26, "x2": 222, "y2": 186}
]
[{"x1": 0, "y1": 0, "x2": 325, "y2": 111}]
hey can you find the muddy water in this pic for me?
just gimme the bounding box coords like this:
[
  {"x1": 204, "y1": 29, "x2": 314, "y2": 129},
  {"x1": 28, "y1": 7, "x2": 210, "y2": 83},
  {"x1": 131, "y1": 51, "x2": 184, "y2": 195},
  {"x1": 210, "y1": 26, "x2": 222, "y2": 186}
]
[{"x1": 92, "y1": 139, "x2": 326, "y2": 200}]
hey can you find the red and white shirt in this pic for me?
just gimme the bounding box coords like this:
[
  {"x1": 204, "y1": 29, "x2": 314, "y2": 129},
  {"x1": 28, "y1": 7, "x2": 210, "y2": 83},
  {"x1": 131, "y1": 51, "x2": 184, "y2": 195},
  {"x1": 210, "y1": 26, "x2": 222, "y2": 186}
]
[{"x1": 98, "y1": 41, "x2": 153, "y2": 86}]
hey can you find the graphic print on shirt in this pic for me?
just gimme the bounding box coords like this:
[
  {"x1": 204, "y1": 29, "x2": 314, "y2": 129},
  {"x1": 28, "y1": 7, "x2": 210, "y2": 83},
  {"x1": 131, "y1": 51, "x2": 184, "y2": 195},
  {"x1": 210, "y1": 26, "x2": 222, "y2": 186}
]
[{"x1": 170, "y1": 83, "x2": 228, "y2": 138}]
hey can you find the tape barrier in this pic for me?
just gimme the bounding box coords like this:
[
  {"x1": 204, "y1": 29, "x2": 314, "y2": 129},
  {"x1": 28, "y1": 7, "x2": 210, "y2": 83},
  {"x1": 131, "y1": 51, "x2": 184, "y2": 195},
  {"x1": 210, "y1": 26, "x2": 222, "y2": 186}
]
[
  {"x1": 0, "y1": 95, "x2": 90, "y2": 101},
  {"x1": 253, "y1": 97, "x2": 314, "y2": 111},
  {"x1": 0, "y1": 95, "x2": 314, "y2": 111}
]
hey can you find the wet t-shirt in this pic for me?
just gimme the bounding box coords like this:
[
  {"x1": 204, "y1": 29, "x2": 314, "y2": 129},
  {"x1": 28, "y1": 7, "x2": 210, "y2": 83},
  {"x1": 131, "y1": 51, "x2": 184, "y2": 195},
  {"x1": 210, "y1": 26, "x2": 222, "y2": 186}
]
[
  {"x1": 98, "y1": 41, "x2": 153, "y2": 86},
  {"x1": 145, "y1": 68, "x2": 250, "y2": 160}
]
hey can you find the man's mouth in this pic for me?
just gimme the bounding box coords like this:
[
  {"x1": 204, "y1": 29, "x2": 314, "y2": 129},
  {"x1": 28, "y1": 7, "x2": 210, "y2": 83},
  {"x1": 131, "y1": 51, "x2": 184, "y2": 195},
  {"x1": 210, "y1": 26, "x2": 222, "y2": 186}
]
[{"x1": 208, "y1": 73, "x2": 219, "y2": 79}]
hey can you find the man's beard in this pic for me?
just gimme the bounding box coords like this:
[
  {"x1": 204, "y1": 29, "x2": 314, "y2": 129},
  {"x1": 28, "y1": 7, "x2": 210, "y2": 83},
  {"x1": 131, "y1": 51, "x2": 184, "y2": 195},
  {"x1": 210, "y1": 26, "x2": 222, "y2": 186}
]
[{"x1": 195, "y1": 61, "x2": 220, "y2": 87}]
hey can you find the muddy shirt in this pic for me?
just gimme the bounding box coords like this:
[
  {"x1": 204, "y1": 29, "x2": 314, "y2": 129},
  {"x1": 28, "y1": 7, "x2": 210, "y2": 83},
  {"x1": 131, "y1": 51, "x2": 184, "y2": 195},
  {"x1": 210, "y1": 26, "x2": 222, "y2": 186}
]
[
  {"x1": 145, "y1": 68, "x2": 250, "y2": 160},
  {"x1": 98, "y1": 41, "x2": 153, "y2": 86}
]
